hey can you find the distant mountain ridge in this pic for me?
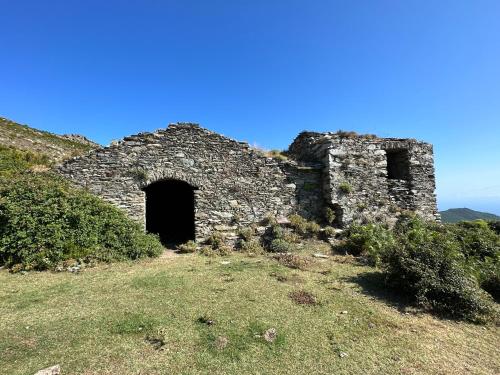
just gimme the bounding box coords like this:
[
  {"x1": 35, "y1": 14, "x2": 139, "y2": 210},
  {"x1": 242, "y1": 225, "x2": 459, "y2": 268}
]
[
  {"x1": 440, "y1": 208, "x2": 500, "y2": 223},
  {"x1": 0, "y1": 116, "x2": 99, "y2": 163}
]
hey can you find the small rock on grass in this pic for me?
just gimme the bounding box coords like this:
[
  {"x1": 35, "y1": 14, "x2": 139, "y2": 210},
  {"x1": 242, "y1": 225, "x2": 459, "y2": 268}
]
[
  {"x1": 263, "y1": 328, "x2": 277, "y2": 343},
  {"x1": 34, "y1": 365, "x2": 61, "y2": 375},
  {"x1": 312, "y1": 253, "x2": 329, "y2": 259}
]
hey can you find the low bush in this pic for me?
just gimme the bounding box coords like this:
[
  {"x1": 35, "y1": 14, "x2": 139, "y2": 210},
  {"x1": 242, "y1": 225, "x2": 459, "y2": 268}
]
[
  {"x1": 205, "y1": 232, "x2": 232, "y2": 255},
  {"x1": 177, "y1": 240, "x2": 198, "y2": 254},
  {"x1": 288, "y1": 214, "x2": 321, "y2": 238},
  {"x1": 269, "y1": 238, "x2": 293, "y2": 253},
  {"x1": 448, "y1": 220, "x2": 500, "y2": 301},
  {"x1": 488, "y1": 221, "x2": 500, "y2": 235},
  {"x1": 0, "y1": 173, "x2": 163, "y2": 270},
  {"x1": 341, "y1": 214, "x2": 498, "y2": 322},
  {"x1": 323, "y1": 226, "x2": 337, "y2": 239},
  {"x1": 384, "y1": 215, "x2": 493, "y2": 321},
  {"x1": 0, "y1": 145, "x2": 50, "y2": 175},
  {"x1": 238, "y1": 226, "x2": 255, "y2": 242},
  {"x1": 324, "y1": 207, "x2": 336, "y2": 225},
  {"x1": 338, "y1": 223, "x2": 396, "y2": 266},
  {"x1": 239, "y1": 238, "x2": 265, "y2": 256}
]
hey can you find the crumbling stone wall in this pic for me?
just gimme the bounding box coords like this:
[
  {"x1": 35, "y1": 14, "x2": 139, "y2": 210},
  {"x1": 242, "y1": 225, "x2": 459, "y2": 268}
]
[
  {"x1": 288, "y1": 132, "x2": 439, "y2": 226},
  {"x1": 58, "y1": 124, "x2": 439, "y2": 242},
  {"x1": 58, "y1": 123, "x2": 323, "y2": 241}
]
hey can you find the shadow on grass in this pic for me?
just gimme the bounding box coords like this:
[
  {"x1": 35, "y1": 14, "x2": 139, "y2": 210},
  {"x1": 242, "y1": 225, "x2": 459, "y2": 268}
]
[{"x1": 344, "y1": 271, "x2": 414, "y2": 312}]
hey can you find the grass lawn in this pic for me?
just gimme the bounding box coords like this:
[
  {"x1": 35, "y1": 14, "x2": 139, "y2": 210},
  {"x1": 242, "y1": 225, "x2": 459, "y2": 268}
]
[{"x1": 1, "y1": 243, "x2": 499, "y2": 375}]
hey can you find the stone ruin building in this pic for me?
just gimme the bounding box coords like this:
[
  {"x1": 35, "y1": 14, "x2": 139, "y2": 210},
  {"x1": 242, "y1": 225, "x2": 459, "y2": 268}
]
[{"x1": 58, "y1": 123, "x2": 439, "y2": 245}]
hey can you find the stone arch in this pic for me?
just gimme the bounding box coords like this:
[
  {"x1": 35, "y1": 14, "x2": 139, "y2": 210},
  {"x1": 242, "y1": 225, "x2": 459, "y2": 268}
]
[{"x1": 139, "y1": 169, "x2": 202, "y2": 190}]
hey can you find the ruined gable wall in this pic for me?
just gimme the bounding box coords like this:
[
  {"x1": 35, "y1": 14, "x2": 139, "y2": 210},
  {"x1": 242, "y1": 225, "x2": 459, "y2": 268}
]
[{"x1": 58, "y1": 124, "x2": 323, "y2": 240}]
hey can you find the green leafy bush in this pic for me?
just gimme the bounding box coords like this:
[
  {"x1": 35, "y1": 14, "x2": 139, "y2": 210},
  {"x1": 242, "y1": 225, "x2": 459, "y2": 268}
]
[
  {"x1": 488, "y1": 221, "x2": 500, "y2": 235},
  {"x1": 325, "y1": 207, "x2": 336, "y2": 225},
  {"x1": 323, "y1": 226, "x2": 337, "y2": 238},
  {"x1": 0, "y1": 145, "x2": 50, "y2": 175},
  {"x1": 339, "y1": 223, "x2": 396, "y2": 266},
  {"x1": 205, "y1": 232, "x2": 232, "y2": 255},
  {"x1": 270, "y1": 238, "x2": 293, "y2": 253},
  {"x1": 288, "y1": 214, "x2": 321, "y2": 238},
  {"x1": 239, "y1": 238, "x2": 265, "y2": 256},
  {"x1": 448, "y1": 220, "x2": 500, "y2": 301},
  {"x1": 341, "y1": 214, "x2": 498, "y2": 321},
  {"x1": 384, "y1": 215, "x2": 492, "y2": 321},
  {"x1": 0, "y1": 173, "x2": 163, "y2": 270},
  {"x1": 238, "y1": 226, "x2": 255, "y2": 241}
]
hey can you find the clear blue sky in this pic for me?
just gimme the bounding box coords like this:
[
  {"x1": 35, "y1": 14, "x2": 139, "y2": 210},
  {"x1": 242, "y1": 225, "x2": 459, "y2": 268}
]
[{"x1": 1, "y1": 0, "x2": 499, "y2": 214}]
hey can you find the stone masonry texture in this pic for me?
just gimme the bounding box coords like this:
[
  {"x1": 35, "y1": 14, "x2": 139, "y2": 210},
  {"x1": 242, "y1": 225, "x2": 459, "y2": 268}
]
[{"x1": 57, "y1": 124, "x2": 439, "y2": 241}]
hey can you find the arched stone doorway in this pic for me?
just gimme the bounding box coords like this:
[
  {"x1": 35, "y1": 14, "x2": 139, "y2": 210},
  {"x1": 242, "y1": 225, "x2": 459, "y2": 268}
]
[{"x1": 143, "y1": 179, "x2": 196, "y2": 246}]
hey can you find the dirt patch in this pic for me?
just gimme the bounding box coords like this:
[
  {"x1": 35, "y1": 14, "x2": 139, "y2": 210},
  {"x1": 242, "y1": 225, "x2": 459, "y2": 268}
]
[
  {"x1": 289, "y1": 290, "x2": 318, "y2": 305},
  {"x1": 145, "y1": 335, "x2": 166, "y2": 350}
]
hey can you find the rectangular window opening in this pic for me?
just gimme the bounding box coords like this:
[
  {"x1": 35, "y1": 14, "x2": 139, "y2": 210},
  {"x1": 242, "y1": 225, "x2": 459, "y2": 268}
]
[{"x1": 386, "y1": 149, "x2": 409, "y2": 180}]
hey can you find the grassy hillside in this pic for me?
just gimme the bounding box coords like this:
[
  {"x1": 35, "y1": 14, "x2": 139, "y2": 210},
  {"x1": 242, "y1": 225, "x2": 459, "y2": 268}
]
[
  {"x1": 0, "y1": 116, "x2": 98, "y2": 163},
  {"x1": 1, "y1": 248, "x2": 499, "y2": 375},
  {"x1": 440, "y1": 208, "x2": 500, "y2": 223}
]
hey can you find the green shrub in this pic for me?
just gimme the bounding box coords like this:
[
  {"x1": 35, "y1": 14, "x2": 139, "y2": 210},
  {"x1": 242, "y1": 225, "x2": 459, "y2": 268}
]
[
  {"x1": 488, "y1": 221, "x2": 500, "y2": 235},
  {"x1": 0, "y1": 145, "x2": 50, "y2": 175},
  {"x1": 448, "y1": 220, "x2": 500, "y2": 301},
  {"x1": 270, "y1": 238, "x2": 293, "y2": 253},
  {"x1": 206, "y1": 232, "x2": 232, "y2": 255},
  {"x1": 340, "y1": 223, "x2": 396, "y2": 266},
  {"x1": 239, "y1": 238, "x2": 265, "y2": 256},
  {"x1": 238, "y1": 226, "x2": 255, "y2": 241},
  {"x1": 325, "y1": 207, "x2": 336, "y2": 225},
  {"x1": 341, "y1": 214, "x2": 498, "y2": 321},
  {"x1": 282, "y1": 230, "x2": 301, "y2": 244},
  {"x1": 270, "y1": 224, "x2": 284, "y2": 240},
  {"x1": 384, "y1": 215, "x2": 493, "y2": 321},
  {"x1": 288, "y1": 214, "x2": 321, "y2": 238},
  {"x1": 323, "y1": 226, "x2": 337, "y2": 238},
  {"x1": 449, "y1": 220, "x2": 499, "y2": 260},
  {"x1": 0, "y1": 173, "x2": 163, "y2": 270}
]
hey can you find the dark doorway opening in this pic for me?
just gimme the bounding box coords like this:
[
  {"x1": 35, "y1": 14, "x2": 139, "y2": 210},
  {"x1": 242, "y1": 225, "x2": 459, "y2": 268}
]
[
  {"x1": 144, "y1": 180, "x2": 195, "y2": 246},
  {"x1": 386, "y1": 149, "x2": 410, "y2": 180}
]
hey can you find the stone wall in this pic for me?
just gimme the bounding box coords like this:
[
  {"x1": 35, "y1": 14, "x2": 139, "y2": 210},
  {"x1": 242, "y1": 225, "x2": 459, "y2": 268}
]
[
  {"x1": 57, "y1": 123, "x2": 323, "y2": 241},
  {"x1": 288, "y1": 131, "x2": 439, "y2": 226},
  {"x1": 58, "y1": 124, "x2": 439, "y2": 243}
]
